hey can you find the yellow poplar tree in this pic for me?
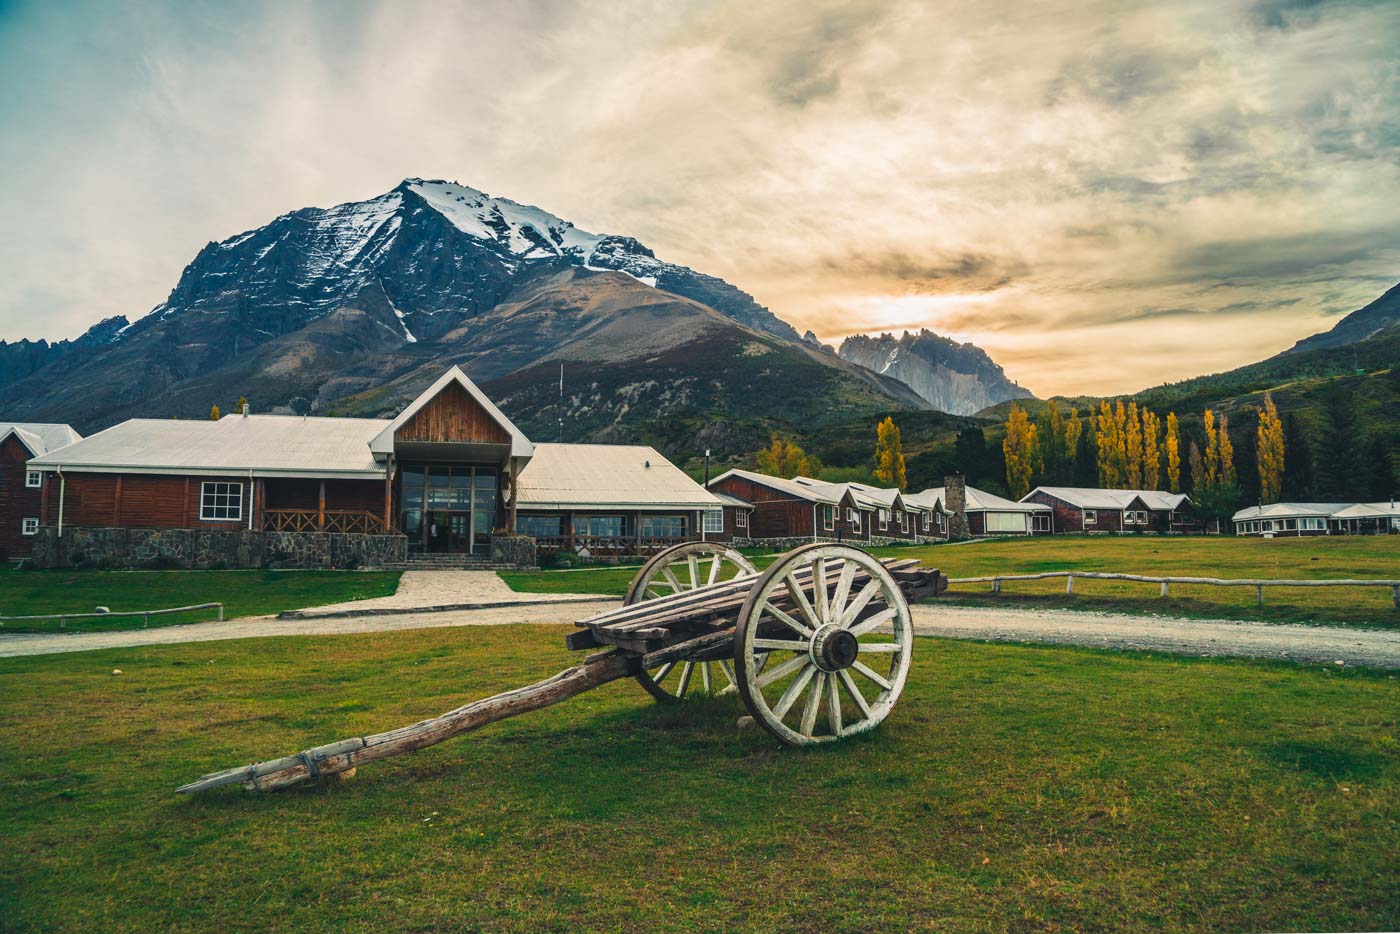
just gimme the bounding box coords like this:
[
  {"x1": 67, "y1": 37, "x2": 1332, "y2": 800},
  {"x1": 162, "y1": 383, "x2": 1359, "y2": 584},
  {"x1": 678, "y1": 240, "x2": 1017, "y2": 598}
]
[
  {"x1": 1125, "y1": 401, "x2": 1144, "y2": 489},
  {"x1": 757, "y1": 435, "x2": 820, "y2": 478},
  {"x1": 1063, "y1": 407, "x2": 1083, "y2": 467},
  {"x1": 210, "y1": 404, "x2": 221, "y2": 421},
  {"x1": 1218, "y1": 414, "x2": 1236, "y2": 487},
  {"x1": 874, "y1": 417, "x2": 908, "y2": 490},
  {"x1": 1256, "y1": 393, "x2": 1285, "y2": 503},
  {"x1": 1141, "y1": 409, "x2": 1161, "y2": 490},
  {"x1": 1203, "y1": 410, "x2": 1220, "y2": 489},
  {"x1": 1165, "y1": 412, "x2": 1181, "y2": 493},
  {"x1": 1002, "y1": 403, "x2": 1038, "y2": 499}
]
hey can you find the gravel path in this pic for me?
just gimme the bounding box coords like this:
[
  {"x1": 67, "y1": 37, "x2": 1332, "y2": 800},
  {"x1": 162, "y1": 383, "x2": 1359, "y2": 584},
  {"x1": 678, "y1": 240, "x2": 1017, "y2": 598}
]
[
  {"x1": 281, "y1": 570, "x2": 602, "y2": 618},
  {"x1": 3, "y1": 599, "x2": 1397, "y2": 667}
]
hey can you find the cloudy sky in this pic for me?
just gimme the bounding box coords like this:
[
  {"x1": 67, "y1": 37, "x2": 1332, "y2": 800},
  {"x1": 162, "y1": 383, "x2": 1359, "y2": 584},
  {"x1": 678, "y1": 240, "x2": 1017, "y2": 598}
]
[{"x1": 1, "y1": 0, "x2": 1397, "y2": 396}]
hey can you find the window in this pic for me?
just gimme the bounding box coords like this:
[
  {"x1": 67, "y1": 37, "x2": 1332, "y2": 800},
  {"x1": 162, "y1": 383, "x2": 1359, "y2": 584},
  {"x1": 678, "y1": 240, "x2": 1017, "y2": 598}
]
[
  {"x1": 1301, "y1": 517, "x2": 1325, "y2": 531},
  {"x1": 581, "y1": 515, "x2": 627, "y2": 538},
  {"x1": 1284, "y1": 518, "x2": 1298, "y2": 530},
  {"x1": 878, "y1": 508, "x2": 889, "y2": 529},
  {"x1": 986, "y1": 512, "x2": 1027, "y2": 534},
  {"x1": 26, "y1": 470, "x2": 42, "y2": 488},
  {"x1": 899, "y1": 511, "x2": 908, "y2": 533},
  {"x1": 518, "y1": 515, "x2": 561, "y2": 539},
  {"x1": 1084, "y1": 510, "x2": 1097, "y2": 525},
  {"x1": 1032, "y1": 514, "x2": 1051, "y2": 532},
  {"x1": 922, "y1": 512, "x2": 931, "y2": 531},
  {"x1": 703, "y1": 509, "x2": 724, "y2": 533},
  {"x1": 821, "y1": 506, "x2": 835, "y2": 531},
  {"x1": 736, "y1": 510, "x2": 748, "y2": 529},
  {"x1": 640, "y1": 515, "x2": 686, "y2": 538},
  {"x1": 1125, "y1": 510, "x2": 1148, "y2": 525},
  {"x1": 849, "y1": 509, "x2": 861, "y2": 530},
  {"x1": 22, "y1": 518, "x2": 39, "y2": 536},
  {"x1": 200, "y1": 482, "x2": 243, "y2": 521}
]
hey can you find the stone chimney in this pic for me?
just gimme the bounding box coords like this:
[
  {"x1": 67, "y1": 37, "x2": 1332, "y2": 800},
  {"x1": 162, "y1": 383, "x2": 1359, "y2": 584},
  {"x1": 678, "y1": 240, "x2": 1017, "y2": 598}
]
[{"x1": 944, "y1": 474, "x2": 970, "y2": 540}]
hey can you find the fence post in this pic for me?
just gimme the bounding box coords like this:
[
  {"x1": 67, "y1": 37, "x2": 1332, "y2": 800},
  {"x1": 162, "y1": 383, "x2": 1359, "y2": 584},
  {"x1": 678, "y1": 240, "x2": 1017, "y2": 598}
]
[
  {"x1": 143, "y1": 612, "x2": 149, "y2": 629},
  {"x1": 1065, "y1": 575, "x2": 1074, "y2": 595},
  {"x1": 1255, "y1": 585, "x2": 1263, "y2": 608},
  {"x1": 218, "y1": 604, "x2": 224, "y2": 621},
  {"x1": 992, "y1": 579, "x2": 1001, "y2": 594},
  {"x1": 1160, "y1": 581, "x2": 1169, "y2": 598},
  {"x1": 1392, "y1": 585, "x2": 1398, "y2": 610}
]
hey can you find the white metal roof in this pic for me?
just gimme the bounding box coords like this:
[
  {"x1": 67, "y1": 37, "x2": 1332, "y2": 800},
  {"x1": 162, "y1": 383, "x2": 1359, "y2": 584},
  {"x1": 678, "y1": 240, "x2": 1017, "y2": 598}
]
[
  {"x1": 918, "y1": 485, "x2": 1050, "y2": 512},
  {"x1": 369, "y1": 365, "x2": 534, "y2": 459},
  {"x1": 516, "y1": 443, "x2": 723, "y2": 511},
  {"x1": 1027, "y1": 486, "x2": 1189, "y2": 511},
  {"x1": 789, "y1": 477, "x2": 885, "y2": 511},
  {"x1": 28, "y1": 414, "x2": 390, "y2": 478},
  {"x1": 709, "y1": 491, "x2": 756, "y2": 510},
  {"x1": 0, "y1": 422, "x2": 81, "y2": 457},
  {"x1": 1233, "y1": 501, "x2": 1399, "y2": 521},
  {"x1": 902, "y1": 490, "x2": 944, "y2": 513},
  {"x1": 710, "y1": 469, "x2": 843, "y2": 504}
]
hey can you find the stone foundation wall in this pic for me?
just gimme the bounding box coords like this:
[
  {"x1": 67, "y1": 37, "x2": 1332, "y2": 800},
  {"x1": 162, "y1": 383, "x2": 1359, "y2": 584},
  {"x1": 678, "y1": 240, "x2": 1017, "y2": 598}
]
[
  {"x1": 733, "y1": 534, "x2": 940, "y2": 551},
  {"x1": 29, "y1": 526, "x2": 407, "y2": 570},
  {"x1": 490, "y1": 534, "x2": 537, "y2": 569}
]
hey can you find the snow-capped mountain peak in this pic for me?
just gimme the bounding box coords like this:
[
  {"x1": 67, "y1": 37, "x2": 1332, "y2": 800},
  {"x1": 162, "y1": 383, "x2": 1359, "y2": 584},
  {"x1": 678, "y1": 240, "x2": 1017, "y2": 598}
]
[{"x1": 402, "y1": 179, "x2": 604, "y2": 261}]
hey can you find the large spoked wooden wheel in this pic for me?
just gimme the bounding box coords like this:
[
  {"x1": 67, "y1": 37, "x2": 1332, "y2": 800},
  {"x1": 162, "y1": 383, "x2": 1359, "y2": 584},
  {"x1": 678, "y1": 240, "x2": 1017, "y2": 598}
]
[
  {"x1": 734, "y1": 544, "x2": 913, "y2": 746},
  {"x1": 627, "y1": 541, "x2": 758, "y2": 703}
]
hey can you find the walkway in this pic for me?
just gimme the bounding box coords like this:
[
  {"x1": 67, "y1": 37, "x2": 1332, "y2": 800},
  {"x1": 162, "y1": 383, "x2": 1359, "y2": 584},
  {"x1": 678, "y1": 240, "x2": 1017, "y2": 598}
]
[{"x1": 278, "y1": 570, "x2": 604, "y2": 618}]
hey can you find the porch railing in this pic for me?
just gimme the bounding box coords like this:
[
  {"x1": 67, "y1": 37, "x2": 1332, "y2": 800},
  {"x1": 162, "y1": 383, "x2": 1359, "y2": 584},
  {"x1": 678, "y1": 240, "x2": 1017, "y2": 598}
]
[
  {"x1": 533, "y1": 535, "x2": 691, "y2": 558},
  {"x1": 262, "y1": 509, "x2": 388, "y2": 534}
]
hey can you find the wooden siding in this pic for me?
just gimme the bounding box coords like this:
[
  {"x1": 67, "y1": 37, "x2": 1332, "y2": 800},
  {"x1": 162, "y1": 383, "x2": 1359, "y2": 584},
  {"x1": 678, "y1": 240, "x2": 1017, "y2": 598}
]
[
  {"x1": 39, "y1": 472, "x2": 384, "y2": 531},
  {"x1": 1024, "y1": 490, "x2": 1084, "y2": 532},
  {"x1": 395, "y1": 381, "x2": 510, "y2": 445},
  {"x1": 710, "y1": 476, "x2": 816, "y2": 539},
  {"x1": 0, "y1": 435, "x2": 44, "y2": 558}
]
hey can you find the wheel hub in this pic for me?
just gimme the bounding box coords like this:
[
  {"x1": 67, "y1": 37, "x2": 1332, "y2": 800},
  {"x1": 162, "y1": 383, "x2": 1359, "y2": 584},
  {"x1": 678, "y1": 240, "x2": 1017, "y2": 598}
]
[{"x1": 810, "y1": 624, "x2": 859, "y2": 672}]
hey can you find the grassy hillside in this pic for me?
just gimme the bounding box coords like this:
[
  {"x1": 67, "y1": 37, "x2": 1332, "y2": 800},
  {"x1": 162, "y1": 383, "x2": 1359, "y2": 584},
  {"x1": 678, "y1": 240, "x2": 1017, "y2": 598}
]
[{"x1": 2, "y1": 626, "x2": 1396, "y2": 929}]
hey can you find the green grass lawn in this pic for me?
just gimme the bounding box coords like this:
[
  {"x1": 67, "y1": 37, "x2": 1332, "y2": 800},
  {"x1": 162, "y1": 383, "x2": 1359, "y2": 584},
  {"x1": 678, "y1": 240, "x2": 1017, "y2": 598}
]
[
  {"x1": 0, "y1": 625, "x2": 1395, "y2": 930},
  {"x1": 0, "y1": 568, "x2": 402, "y2": 633},
  {"x1": 504, "y1": 536, "x2": 1400, "y2": 627}
]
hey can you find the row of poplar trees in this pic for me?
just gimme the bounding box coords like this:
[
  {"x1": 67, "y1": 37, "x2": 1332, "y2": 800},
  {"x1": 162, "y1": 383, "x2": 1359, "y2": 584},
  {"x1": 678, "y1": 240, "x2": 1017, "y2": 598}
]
[{"x1": 1001, "y1": 393, "x2": 1300, "y2": 516}]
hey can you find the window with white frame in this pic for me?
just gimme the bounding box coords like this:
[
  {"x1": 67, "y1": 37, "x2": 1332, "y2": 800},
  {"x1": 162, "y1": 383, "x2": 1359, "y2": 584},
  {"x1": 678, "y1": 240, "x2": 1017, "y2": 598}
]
[
  {"x1": 200, "y1": 482, "x2": 244, "y2": 521},
  {"x1": 1032, "y1": 514, "x2": 1051, "y2": 532},
  {"x1": 1125, "y1": 510, "x2": 1148, "y2": 524},
  {"x1": 922, "y1": 512, "x2": 931, "y2": 530},
  {"x1": 878, "y1": 508, "x2": 889, "y2": 529},
  {"x1": 849, "y1": 508, "x2": 861, "y2": 530},
  {"x1": 899, "y1": 511, "x2": 908, "y2": 533},
  {"x1": 736, "y1": 510, "x2": 748, "y2": 529},
  {"x1": 22, "y1": 518, "x2": 39, "y2": 535},
  {"x1": 703, "y1": 509, "x2": 724, "y2": 533},
  {"x1": 821, "y1": 505, "x2": 835, "y2": 531},
  {"x1": 1301, "y1": 517, "x2": 1325, "y2": 531},
  {"x1": 26, "y1": 470, "x2": 42, "y2": 488},
  {"x1": 1084, "y1": 510, "x2": 1097, "y2": 525}
]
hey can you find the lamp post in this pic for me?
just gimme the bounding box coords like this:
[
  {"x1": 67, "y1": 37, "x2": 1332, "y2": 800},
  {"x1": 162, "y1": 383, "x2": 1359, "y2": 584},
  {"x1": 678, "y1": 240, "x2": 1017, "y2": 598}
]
[{"x1": 704, "y1": 449, "x2": 711, "y2": 489}]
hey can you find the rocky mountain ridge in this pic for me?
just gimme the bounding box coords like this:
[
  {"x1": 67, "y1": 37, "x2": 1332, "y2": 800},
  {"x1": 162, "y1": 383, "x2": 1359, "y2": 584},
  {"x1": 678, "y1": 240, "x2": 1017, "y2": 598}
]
[{"x1": 837, "y1": 329, "x2": 1034, "y2": 416}]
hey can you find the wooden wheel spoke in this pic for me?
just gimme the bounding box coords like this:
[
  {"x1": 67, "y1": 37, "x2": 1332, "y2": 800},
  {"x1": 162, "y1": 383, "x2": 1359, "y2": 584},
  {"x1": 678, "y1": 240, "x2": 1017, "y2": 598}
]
[
  {"x1": 800, "y1": 669, "x2": 825, "y2": 737},
  {"x1": 764, "y1": 601, "x2": 814, "y2": 638},
  {"x1": 772, "y1": 663, "x2": 817, "y2": 718},
  {"x1": 677, "y1": 661, "x2": 695, "y2": 697},
  {"x1": 812, "y1": 556, "x2": 829, "y2": 624},
  {"x1": 851, "y1": 660, "x2": 892, "y2": 691},
  {"x1": 837, "y1": 668, "x2": 872, "y2": 719},
  {"x1": 751, "y1": 638, "x2": 809, "y2": 652},
  {"x1": 785, "y1": 571, "x2": 821, "y2": 629},
  {"x1": 754, "y1": 653, "x2": 810, "y2": 690},
  {"x1": 701, "y1": 661, "x2": 713, "y2": 693},
  {"x1": 830, "y1": 560, "x2": 856, "y2": 622},
  {"x1": 857, "y1": 641, "x2": 903, "y2": 653},
  {"x1": 826, "y1": 673, "x2": 843, "y2": 737},
  {"x1": 706, "y1": 554, "x2": 723, "y2": 587},
  {"x1": 652, "y1": 661, "x2": 676, "y2": 684},
  {"x1": 838, "y1": 580, "x2": 880, "y2": 627},
  {"x1": 687, "y1": 555, "x2": 701, "y2": 590},
  {"x1": 661, "y1": 566, "x2": 686, "y2": 594},
  {"x1": 849, "y1": 606, "x2": 897, "y2": 637}
]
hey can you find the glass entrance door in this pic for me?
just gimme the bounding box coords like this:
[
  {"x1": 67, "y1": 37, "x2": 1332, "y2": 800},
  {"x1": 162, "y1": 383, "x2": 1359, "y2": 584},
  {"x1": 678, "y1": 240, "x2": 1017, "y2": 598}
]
[{"x1": 404, "y1": 465, "x2": 498, "y2": 554}]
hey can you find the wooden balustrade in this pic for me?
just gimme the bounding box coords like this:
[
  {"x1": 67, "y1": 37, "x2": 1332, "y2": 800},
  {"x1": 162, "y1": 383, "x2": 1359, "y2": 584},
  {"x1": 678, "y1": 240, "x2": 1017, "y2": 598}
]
[
  {"x1": 533, "y1": 535, "x2": 690, "y2": 558},
  {"x1": 262, "y1": 509, "x2": 388, "y2": 534}
]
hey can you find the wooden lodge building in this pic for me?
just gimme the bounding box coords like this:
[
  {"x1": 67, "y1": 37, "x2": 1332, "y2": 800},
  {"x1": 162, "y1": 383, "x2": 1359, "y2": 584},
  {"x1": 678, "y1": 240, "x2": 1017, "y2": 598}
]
[
  {"x1": 1021, "y1": 487, "x2": 1193, "y2": 534},
  {"x1": 0, "y1": 422, "x2": 82, "y2": 560},
  {"x1": 18, "y1": 368, "x2": 733, "y2": 569},
  {"x1": 1232, "y1": 501, "x2": 1400, "y2": 536}
]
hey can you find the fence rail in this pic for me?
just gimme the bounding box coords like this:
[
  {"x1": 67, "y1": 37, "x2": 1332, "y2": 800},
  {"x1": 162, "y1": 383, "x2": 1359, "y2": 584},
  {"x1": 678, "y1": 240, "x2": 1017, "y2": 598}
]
[
  {"x1": 947, "y1": 571, "x2": 1400, "y2": 608},
  {"x1": 0, "y1": 602, "x2": 224, "y2": 629}
]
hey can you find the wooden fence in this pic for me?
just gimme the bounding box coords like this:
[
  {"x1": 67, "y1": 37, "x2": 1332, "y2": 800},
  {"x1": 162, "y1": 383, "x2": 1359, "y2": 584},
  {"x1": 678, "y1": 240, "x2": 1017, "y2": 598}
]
[
  {"x1": 948, "y1": 571, "x2": 1400, "y2": 608},
  {"x1": 0, "y1": 602, "x2": 224, "y2": 629}
]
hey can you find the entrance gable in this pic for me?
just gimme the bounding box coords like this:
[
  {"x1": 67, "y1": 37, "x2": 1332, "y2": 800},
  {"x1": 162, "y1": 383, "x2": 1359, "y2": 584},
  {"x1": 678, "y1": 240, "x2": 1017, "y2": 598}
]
[{"x1": 394, "y1": 380, "x2": 511, "y2": 445}]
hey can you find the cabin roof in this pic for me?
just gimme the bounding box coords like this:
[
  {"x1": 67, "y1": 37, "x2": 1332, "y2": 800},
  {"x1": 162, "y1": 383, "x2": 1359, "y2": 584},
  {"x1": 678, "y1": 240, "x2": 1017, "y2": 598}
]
[
  {"x1": 918, "y1": 485, "x2": 1050, "y2": 512},
  {"x1": 1027, "y1": 486, "x2": 1189, "y2": 511},
  {"x1": 369, "y1": 365, "x2": 533, "y2": 459},
  {"x1": 516, "y1": 444, "x2": 723, "y2": 511},
  {"x1": 709, "y1": 469, "x2": 843, "y2": 505},
  {"x1": 27, "y1": 414, "x2": 390, "y2": 478},
  {"x1": 1233, "y1": 501, "x2": 1400, "y2": 521},
  {"x1": 0, "y1": 422, "x2": 81, "y2": 457}
]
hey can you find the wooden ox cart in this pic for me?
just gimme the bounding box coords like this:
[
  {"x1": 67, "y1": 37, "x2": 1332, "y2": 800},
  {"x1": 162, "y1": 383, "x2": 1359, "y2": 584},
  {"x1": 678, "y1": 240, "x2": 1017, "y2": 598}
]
[{"x1": 177, "y1": 542, "x2": 946, "y2": 794}]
